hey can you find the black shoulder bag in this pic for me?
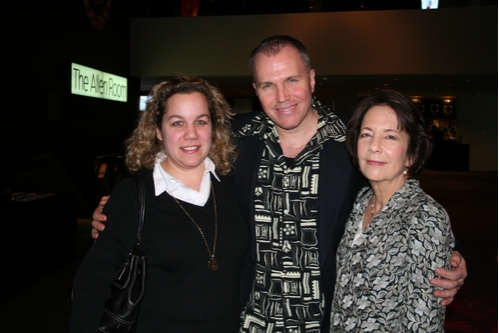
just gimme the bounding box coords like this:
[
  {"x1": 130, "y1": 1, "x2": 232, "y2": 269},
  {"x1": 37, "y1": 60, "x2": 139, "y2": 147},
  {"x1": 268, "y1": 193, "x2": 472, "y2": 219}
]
[{"x1": 98, "y1": 174, "x2": 147, "y2": 332}]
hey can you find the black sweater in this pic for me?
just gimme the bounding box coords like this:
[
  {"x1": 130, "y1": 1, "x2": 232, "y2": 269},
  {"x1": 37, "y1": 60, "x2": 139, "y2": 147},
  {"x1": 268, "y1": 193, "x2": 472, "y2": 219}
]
[{"x1": 70, "y1": 171, "x2": 249, "y2": 332}]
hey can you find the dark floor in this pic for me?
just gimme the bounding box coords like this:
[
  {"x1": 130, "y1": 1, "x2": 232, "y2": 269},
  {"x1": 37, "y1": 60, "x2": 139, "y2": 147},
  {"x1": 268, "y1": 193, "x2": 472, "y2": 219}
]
[
  {"x1": 0, "y1": 170, "x2": 496, "y2": 332},
  {"x1": 419, "y1": 171, "x2": 498, "y2": 333}
]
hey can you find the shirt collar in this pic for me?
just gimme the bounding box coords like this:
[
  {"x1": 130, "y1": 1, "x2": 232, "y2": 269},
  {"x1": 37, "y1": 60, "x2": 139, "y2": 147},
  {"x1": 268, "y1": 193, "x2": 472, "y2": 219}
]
[
  {"x1": 152, "y1": 152, "x2": 220, "y2": 206},
  {"x1": 237, "y1": 97, "x2": 347, "y2": 144}
]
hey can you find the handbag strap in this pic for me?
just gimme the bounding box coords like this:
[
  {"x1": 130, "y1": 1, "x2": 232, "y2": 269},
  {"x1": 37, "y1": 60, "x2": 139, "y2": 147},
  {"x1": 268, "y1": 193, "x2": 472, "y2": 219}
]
[{"x1": 132, "y1": 174, "x2": 146, "y2": 249}]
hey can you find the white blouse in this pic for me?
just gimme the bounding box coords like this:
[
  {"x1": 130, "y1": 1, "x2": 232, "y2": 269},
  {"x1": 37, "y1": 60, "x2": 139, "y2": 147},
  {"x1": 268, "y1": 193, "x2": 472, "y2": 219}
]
[{"x1": 152, "y1": 152, "x2": 220, "y2": 206}]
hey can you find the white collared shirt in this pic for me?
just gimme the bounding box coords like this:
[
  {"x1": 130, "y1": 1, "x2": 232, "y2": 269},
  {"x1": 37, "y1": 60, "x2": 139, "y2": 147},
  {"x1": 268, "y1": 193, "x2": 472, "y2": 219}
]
[{"x1": 153, "y1": 152, "x2": 220, "y2": 206}]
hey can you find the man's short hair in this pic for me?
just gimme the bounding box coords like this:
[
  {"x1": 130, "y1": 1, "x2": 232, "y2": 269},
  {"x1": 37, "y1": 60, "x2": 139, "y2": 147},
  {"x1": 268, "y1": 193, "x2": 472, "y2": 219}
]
[{"x1": 249, "y1": 35, "x2": 311, "y2": 80}]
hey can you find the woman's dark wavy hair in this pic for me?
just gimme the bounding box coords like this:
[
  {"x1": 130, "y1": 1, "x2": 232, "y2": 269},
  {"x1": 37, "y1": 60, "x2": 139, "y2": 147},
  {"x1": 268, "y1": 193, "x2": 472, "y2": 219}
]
[{"x1": 346, "y1": 89, "x2": 432, "y2": 179}]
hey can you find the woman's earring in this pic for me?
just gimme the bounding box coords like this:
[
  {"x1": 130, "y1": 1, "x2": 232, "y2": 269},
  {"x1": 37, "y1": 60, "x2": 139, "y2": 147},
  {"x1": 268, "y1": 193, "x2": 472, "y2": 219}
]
[{"x1": 403, "y1": 168, "x2": 409, "y2": 179}]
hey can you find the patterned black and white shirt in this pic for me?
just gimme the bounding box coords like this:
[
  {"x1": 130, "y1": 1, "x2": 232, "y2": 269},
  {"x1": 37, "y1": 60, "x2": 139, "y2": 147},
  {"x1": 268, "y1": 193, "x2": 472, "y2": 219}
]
[
  {"x1": 238, "y1": 98, "x2": 347, "y2": 333},
  {"x1": 330, "y1": 179, "x2": 455, "y2": 333}
]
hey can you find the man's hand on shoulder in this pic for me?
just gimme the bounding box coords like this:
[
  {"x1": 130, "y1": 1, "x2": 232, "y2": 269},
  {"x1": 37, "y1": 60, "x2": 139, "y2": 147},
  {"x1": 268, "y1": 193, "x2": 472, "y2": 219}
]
[
  {"x1": 91, "y1": 196, "x2": 110, "y2": 239},
  {"x1": 431, "y1": 250, "x2": 467, "y2": 306}
]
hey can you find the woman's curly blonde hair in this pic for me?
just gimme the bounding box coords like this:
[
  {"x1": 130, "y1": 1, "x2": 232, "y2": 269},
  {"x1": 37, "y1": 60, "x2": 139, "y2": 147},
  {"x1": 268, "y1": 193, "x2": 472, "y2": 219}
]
[{"x1": 125, "y1": 75, "x2": 236, "y2": 175}]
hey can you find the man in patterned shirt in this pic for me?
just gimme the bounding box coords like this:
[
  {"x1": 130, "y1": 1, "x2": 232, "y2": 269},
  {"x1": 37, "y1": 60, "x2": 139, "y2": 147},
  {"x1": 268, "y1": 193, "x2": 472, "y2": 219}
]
[{"x1": 92, "y1": 35, "x2": 468, "y2": 333}]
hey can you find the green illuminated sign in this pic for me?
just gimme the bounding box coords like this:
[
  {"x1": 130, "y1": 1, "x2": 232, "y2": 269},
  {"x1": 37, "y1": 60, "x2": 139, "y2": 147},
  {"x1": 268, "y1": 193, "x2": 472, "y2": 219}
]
[{"x1": 71, "y1": 63, "x2": 127, "y2": 102}]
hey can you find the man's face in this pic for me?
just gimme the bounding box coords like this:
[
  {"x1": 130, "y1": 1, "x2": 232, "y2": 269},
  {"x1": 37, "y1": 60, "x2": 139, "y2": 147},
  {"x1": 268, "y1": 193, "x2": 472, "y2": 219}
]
[{"x1": 252, "y1": 45, "x2": 316, "y2": 134}]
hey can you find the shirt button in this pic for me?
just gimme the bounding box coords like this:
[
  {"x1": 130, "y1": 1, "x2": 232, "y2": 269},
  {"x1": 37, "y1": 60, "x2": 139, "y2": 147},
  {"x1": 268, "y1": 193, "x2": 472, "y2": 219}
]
[{"x1": 283, "y1": 177, "x2": 289, "y2": 187}]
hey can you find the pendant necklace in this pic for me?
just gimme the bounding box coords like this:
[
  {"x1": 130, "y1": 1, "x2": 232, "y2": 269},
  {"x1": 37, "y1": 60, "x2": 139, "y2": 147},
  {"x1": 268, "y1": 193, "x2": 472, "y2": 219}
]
[{"x1": 173, "y1": 185, "x2": 218, "y2": 270}]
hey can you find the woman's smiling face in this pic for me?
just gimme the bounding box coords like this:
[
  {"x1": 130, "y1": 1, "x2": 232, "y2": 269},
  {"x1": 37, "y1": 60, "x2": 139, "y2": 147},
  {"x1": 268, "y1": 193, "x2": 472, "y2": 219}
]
[
  {"x1": 156, "y1": 92, "x2": 212, "y2": 175},
  {"x1": 357, "y1": 105, "x2": 412, "y2": 191}
]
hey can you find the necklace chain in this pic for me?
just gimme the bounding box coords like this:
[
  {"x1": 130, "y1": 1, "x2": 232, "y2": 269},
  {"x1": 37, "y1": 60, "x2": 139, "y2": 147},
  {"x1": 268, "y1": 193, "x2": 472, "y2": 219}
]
[
  {"x1": 370, "y1": 194, "x2": 376, "y2": 218},
  {"x1": 173, "y1": 185, "x2": 218, "y2": 270}
]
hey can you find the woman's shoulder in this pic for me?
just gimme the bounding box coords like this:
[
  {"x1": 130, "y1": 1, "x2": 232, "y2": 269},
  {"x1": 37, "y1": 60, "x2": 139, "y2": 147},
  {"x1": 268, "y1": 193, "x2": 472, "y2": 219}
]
[
  {"x1": 213, "y1": 173, "x2": 237, "y2": 191},
  {"x1": 401, "y1": 183, "x2": 452, "y2": 241},
  {"x1": 408, "y1": 182, "x2": 448, "y2": 220},
  {"x1": 106, "y1": 170, "x2": 154, "y2": 205},
  {"x1": 355, "y1": 186, "x2": 372, "y2": 201}
]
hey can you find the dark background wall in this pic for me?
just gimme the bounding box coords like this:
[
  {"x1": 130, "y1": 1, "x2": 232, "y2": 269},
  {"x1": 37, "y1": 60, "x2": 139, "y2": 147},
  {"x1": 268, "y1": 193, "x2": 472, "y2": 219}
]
[
  {"x1": 3, "y1": 1, "x2": 497, "y2": 216},
  {"x1": 4, "y1": 1, "x2": 138, "y2": 215},
  {"x1": 129, "y1": 6, "x2": 496, "y2": 171}
]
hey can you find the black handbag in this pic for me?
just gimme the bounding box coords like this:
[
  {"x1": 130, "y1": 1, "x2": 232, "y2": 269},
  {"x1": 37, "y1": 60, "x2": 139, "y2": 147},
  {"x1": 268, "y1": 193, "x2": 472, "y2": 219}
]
[{"x1": 98, "y1": 174, "x2": 147, "y2": 333}]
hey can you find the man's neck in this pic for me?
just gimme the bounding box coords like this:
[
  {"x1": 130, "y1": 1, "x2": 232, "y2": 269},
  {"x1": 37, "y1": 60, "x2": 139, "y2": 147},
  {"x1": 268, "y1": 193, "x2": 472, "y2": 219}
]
[{"x1": 277, "y1": 109, "x2": 318, "y2": 158}]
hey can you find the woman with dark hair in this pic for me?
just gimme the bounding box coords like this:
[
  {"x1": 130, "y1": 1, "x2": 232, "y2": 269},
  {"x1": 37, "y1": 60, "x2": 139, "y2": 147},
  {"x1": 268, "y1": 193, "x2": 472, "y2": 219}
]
[
  {"x1": 330, "y1": 89, "x2": 454, "y2": 332},
  {"x1": 69, "y1": 75, "x2": 248, "y2": 332}
]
